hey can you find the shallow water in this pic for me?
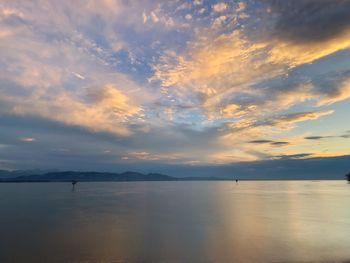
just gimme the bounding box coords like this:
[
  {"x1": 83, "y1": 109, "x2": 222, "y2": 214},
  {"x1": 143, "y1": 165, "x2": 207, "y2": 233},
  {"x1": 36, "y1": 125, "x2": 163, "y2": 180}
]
[{"x1": 0, "y1": 181, "x2": 349, "y2": 263}]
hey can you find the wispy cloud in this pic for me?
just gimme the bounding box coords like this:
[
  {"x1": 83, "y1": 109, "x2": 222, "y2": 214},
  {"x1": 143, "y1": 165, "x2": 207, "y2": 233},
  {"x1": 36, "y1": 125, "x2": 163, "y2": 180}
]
[
  {"x1": 305, "y1": 132, "x2": 350, "y2": 140},
  {"x1": 212, "y1": 3, "x2": 228, "y2": 12},
  {"x1": 19, "y1": 137, "x2": 36, "y2": 142},
  {"x1": 249, "y1": 140, "x2": 289, "y2": 146}
]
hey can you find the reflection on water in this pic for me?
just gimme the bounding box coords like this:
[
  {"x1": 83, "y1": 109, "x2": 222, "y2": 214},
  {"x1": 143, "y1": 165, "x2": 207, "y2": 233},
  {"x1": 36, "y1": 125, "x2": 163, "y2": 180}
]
[{"x1": 0, "y1": 181, "x2": 349, "y2": 263}]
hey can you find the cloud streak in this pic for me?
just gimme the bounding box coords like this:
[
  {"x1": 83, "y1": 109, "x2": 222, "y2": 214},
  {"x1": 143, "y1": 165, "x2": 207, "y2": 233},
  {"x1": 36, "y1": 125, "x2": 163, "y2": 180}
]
[{"x1": 249, "y1": 140, "x2": 289, "y2": 146}]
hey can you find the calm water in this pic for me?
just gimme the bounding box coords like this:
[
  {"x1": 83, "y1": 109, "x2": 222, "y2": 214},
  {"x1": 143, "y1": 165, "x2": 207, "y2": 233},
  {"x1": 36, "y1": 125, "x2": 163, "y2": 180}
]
[{"x1": 0, "y1": 181, "x2": 349, "y2": 263}]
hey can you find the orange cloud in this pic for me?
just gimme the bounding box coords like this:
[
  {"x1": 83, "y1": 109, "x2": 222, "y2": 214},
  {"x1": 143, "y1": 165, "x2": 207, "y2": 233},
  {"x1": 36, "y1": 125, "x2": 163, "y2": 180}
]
[
  {"x1": 153, "y1": 27, "x2": 350, "y2": 120},
  {"x1": 2, "y1": 85, "x2": 143, "y2": 136},
  {"x1": 317, "y1": 78, "x2": 350, "y2": 105},
  {"x1": 20, "y1": 137, "x2": 36, "y2": 142},
  {"x1": 212, "y1": 3, "x2": 228, "y2": 12},
  {"x1": 267, "y1": 30, "x2": 350, "y2": 68}
]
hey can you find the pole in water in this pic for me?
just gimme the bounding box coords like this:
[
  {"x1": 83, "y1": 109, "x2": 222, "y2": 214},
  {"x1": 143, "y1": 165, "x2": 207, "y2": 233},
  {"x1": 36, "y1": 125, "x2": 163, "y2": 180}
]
[{"x1": 72, "y1": 180, "x2": 78, "y2": 191}]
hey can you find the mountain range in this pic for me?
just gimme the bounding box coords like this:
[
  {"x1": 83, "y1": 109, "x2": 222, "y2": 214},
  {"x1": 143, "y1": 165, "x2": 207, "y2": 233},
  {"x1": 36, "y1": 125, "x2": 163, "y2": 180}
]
[{"x1": 0, "y1": 171, "x2": 179, "y2": 182}]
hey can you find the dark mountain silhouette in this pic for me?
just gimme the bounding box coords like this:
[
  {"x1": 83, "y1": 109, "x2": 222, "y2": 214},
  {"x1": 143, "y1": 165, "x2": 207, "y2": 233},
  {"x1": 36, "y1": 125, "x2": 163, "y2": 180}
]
[
  {"x1": 1, "y1": 169, "x2": 349, "y2": 182},
  {"x1": 0, "y1": 169, "x2": 51, "y2": 178},
  {"x1": 0, "y1": 171, "x2": 176, "y2": 182},
  {"x1": 0, "y1": 170, "x2": 238, "y2": 182}
]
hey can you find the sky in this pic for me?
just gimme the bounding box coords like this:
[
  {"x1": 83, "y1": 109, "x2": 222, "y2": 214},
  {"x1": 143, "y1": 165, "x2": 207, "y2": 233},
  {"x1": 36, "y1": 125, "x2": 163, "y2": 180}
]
[{"x1": 0, "y1": 0, "x2": 350, "y2": 177}]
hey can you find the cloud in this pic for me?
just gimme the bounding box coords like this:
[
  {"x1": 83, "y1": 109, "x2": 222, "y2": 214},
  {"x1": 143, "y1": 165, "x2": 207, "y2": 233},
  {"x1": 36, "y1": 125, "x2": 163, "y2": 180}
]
[
  {"x1": 153, "y1": 1, "x2": 350, "y2": 127},
  {"x1": 305, "y1": 133, "x2": 350, "y2": 140},
  {"x1": 20, "y1": 137, "x2": 36, "y2": 142},
  {"x1": 220, "y1": 110, "x2": 334, "y2": 157},
  {"x1": 212, "y1": 3, "x2": 228, "y2": 12},
  {"x1": 154, "y1": 32, "x2": 310, "y2": 122},
  {"x1": 266, "y1": 33, "x2": 350, "y2": 68},
  {"x1": 198, "y1": 8, "x2": 206, "y2": 14},
  {"x1": 142, "y1": 11, "x2": 148, "y2": 23},
  {"x1": 304, "y1": 136, "x2": 329, "y2": 140},
  {"x1": 315, "y1": 74, "x2": 350, "y2": 105},
  {"x1": 236, "y1": 2, "x2": 246, "y2": 13},
  {"x1": 153, "y1": 30, "x2": 271, "y2": 95},
  {"x1": 212, "y1": 15, "x2": 227, "y2": 29},
  {"x1": 214, "y1": 110, "x2": 334, "y2": 162},
  {"x1": 249, "y1": 140, "x2": 273, "y2": 144},
  {"x1": 248, "y1": 140, "x2": 289, "y2": 146},
  {"x1": 272, "y1": 153, "x2": 312, "y2": 160},
  {"x1": 185, "y1": 14, "x2": 192, "y2": 20},
  {"x1": 269, "y1": 0, "x2": 350, "y2": 43},
  {"x1": 72, "y1": 72, "x2": 86, "y2": 80},
  {"x1": 0, "y1": 83, "x2": 144, "y2": 135},
  {"x1": 153, "y1": 27, "x2": 348, "y2": 126},
  {"x1": 264, "y1": 110, "x2": 334, "y2": 126},
  {"x1": 270, "y1": 141, "x2": 289, "y2": 146},
  {"x1": 122, "y1": 151, "x2": 182, "y2": 161},
  {"x1": 0, "y1": 0, "x2": 159, "y2": 136},
  {"x1": 175, "y1": 2, "x2": 191, "y2": 12},
  {"x1": 150, "y1": 11, "x2": 159, "y2": 23}
]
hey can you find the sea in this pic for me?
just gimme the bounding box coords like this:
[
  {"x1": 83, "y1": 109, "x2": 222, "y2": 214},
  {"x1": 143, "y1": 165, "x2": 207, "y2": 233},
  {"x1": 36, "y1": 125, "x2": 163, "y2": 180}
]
[{"x1": 0, "y1": 180, "x2": 349, "y2": 263}]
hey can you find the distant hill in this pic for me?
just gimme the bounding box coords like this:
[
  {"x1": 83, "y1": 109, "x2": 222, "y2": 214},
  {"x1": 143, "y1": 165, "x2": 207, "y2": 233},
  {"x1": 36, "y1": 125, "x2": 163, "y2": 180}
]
[
  {"x1": 0, "y1": 169, "x2": 51, "y2": 179},
  {"x1": 0, "y1": 170, "x2": 237, "y2": 182},
  {"x1": 0, "y1": 171, "x2": 177, "y2": 182},
  {"x1": 1, "y1": 169, "x2": 348, "y2": 182}
]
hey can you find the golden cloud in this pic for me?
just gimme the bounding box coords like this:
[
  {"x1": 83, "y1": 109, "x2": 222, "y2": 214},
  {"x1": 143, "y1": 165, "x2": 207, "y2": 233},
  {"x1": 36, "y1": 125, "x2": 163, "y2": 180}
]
[
  {"x1": 153, "y1": 27, "x2": 350, "y2": 125},
  {"x1": 2, "y1": 85, "x2": 143, "y2": 136},
  {"x1": 318, "y1": 78, "x2": 350, "y2": 105},
  {"x1": 267, "y1": 30, "x2": 350, "y2": 67},
  {"x1": 154, "y1": 31, "x2": 270, "y2": 91},
  {"x1": 220, "y1": 110, "x2": 334, "y2": 150}
]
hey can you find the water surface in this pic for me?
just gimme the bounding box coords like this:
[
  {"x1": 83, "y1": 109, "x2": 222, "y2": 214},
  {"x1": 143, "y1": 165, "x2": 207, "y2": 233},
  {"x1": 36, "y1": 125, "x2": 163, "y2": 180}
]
[{"x1": 0, "y1": 181, "x2": 349, "y2": 263}]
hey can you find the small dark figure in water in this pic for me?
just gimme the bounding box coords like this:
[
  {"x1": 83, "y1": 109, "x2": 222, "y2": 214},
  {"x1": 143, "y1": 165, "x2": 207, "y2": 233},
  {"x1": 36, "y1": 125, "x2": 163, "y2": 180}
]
[
  {"x1": 346, "y1": 173, "x2": 350, "y2": 183},
  {"x1": 235, "y1": 179, "x2": 238, "y2": 183},
  {"x1": 72, "y1": 180, "x2": 78, "y2": 191}
]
